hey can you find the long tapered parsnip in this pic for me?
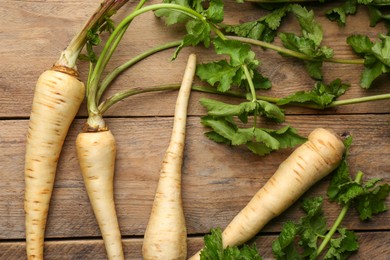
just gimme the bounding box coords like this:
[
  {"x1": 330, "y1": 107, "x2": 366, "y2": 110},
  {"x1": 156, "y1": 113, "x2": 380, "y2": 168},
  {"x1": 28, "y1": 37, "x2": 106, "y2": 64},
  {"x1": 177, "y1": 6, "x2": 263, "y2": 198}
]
[
  {"x1": 24, "y1": 69, "x2": 85, "y2": 260},
  {"x1": 142, "y1": 54, "x2": 197, "y2": 260},
  {"x1": 76, "y1": 130, "x2": 124, "y2": 260},
  {"x1": 189, "y1": 128, "x2": 345, "y2": 260}
]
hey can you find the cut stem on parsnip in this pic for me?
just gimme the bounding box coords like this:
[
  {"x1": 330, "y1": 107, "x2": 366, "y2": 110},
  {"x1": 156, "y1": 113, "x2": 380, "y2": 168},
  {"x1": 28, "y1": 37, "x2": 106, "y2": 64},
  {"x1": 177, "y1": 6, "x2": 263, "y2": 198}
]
[
  {"x1": 142, "y1": 54, "x2": 197, "y2": 260},
  {"x1": 189, "y1": 128, "x2": 345, "y2": 260},
  {"x1": 23, "y1": 2, "x2": 129, "y2": 258}
]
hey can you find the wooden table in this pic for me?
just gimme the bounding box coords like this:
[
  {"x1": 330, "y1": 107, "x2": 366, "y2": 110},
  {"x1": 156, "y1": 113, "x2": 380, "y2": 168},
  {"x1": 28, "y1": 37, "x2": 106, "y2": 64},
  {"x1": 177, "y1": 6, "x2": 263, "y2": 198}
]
[{"x1": 1, "y1": 0, "x2": 389, "y2": 259}]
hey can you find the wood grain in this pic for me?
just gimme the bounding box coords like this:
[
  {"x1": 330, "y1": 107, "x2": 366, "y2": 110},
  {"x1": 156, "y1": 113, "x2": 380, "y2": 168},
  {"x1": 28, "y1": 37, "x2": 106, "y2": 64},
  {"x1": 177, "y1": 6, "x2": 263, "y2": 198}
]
[
  {"x1": 0, "y1": 0, "x2": 389, "y2": 118},
  {"x1": 1, "y1": 116, "x2": 389, "y2": 239},
  {"x1": 0, "y1": 232, "x2": 389, "y2": 259},
  {"x1": 1, "y1": 0, "x2": 390, "y2": 259}
]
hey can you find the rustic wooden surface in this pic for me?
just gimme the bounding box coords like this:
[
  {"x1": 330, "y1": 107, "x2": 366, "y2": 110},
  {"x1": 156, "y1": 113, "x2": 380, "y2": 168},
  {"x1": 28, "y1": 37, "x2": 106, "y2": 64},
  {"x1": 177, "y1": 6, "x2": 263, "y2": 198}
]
[{"x1": 0, "y1": 0, "x2": 389, "y2": 259}]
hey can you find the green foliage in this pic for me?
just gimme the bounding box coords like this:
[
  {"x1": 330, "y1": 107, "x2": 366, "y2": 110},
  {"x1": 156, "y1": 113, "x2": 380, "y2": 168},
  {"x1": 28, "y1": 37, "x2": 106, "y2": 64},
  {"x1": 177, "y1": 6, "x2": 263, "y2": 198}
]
[
  {"x1": 347, "y1": 34, "x2": 390, "y2": 88},
  {"x1": 155, "y1": 0, "x2": 224, "y2": 58},
  {"x1": 279, "y1": 4, "x2": 333, "y2": 79},
  {"x1": 196, "y1": 39, "x2": 270, "y2": 92},
  {"x1": 200, "y1": 101, "x2": 306, "y2": 156},
  {"x1": 223, "y1": 6, "x2": 289, "y2": 43},
  {"x1": 272, "y1": 197, "x2": 359, "y2": 260},
  {"x1": 326, "y1": 0, "x2": 358, "y2": 26},
  {"x1": 79, "y1": 15, "x2": 116, "y2": 63},
  {"x1": 277, "y1": 79, "x2": 350, "y2": 108},
  {"x1": 328, "y1": 136, "x2": 390, "y2": 220},
  {"x1": 200, "y1": 228, "x2": 262, "y2": 260}
]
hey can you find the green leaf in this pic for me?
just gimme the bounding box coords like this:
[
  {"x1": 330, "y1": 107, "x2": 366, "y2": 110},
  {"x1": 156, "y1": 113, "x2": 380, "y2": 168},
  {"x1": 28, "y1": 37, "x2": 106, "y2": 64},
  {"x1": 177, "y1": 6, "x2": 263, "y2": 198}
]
[
  {"x1": 204, "y1": 131, "x2": 230, "y2": 144},
  {"x1": 201, "y1": 116, "x2": 237, "y2": 142},
  {"x1": 324, "y1": 228, "x2": 359, "y2": 259},
  {"x1": 327, "y1": 160, "x2": 352, "y2": 201},
  {"x1": 196, "y1": 60, "x2": 239, "y2": 92},
  {"x1": 272, "y1": 221, "x2": 302, "y2": 259},
  {"x1": 360, "y1": 61, "x2": 388, "y2": 89},
  {"x1": 290, "y1": 4, "x2": 323, "y2": 45},
  {"x1": 371, "y1": 35, "x2": 390, "y2": 66},
  {"x1": 305, "y1": 61, "x2": 324, "y2": 80},
  {"x1": 200, "y1": 98, "x2": 285, "y2": 122},
  {"x1": 299, "y1": 197, "x2": 327, "y2": 257},
  {"x1": 223, "y1": 6, "x2": 288, "y2": 43},
  {"x1": 326, "y1": 0, "x2": 358, "y2": 26},
  {"x1": 347, "y1": 35, "x2": 374, "y2": 55},
  {"x1": 200, "y1": 228, "x2": 262, "y2": 260},
  {"x1": 200, "y1": 228, "x2": 225, "y2": 260},
  {"x1": 204, "y1": 0, "x2": 224, "y2": 23},
  {"x1": 355, "y1": 181, "x2": 390, "y2": 220},
  {"x1": 213, "y1": 38, "x2": 258, "y2": 67},
  {"x1": 277, "y1": 79, "x2": 349, "y2": 108}
]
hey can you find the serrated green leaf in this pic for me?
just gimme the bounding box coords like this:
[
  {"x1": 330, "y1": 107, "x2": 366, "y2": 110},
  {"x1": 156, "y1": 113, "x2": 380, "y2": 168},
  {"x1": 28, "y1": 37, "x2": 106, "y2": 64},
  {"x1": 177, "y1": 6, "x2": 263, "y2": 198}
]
[
  {"x1": 204, "y1": 131, "x2": 230, "y2": 144},
  {"x1": 327, "y1": 161, "x2": 352, "y2": 201},
  {"x1": 267, "y1": 126, "x2": 307, "y2": 149},
  {"x1": 200, "y1": 228, "x2": 224, "y2": 260},
  {"x1": 213, "y1": 38, "x2": 257, "y2": 67},
  {"x1": 246, "y1": 142, "x2": 274, "y2": 156},
  {"x1": 278, "y1": 79, "x2": 349, "y2": 108},
  {"x1": 204, "y1": 0, "x2": 224, "y2": 23},
  {"x1": 360, "y1": 61, "x2": 388, "y2": 88},
  {"x1": 371, "y1": 35, "x2": 390, "y2": 66},
  {"x1": 201, "y1": 116, "x2": 237, "y2": 142},
  {"x1": 200, "y1": 228, "x2": 262, "y2": 260},
  {"x1": 252, "y1": 70, "x2": 272, "y2": 90},
  {"x1": 196, "y1": 61, "x2": 239, "y2": 92},
  {"x1": 347, "y1": 34, "x2": 374, "y2": 54},
  {"x1": 305, "y1": 61, "x2": 324, "y2": 80},
  {"x1": 326, "y1": 0, "x2": 358, "y2": 26},
  {"x1": 324, "y1": 228, "x2": 359, "y2": 259},
  {"x1": 290, "y1": 4, "x2": 323, "y2": 45},
  {"x1": 272, "y1": 221, "x2": 302, "y2": 259},
  {"x1": 356, "y1": 182, "x2": 390, "y2": 220}
]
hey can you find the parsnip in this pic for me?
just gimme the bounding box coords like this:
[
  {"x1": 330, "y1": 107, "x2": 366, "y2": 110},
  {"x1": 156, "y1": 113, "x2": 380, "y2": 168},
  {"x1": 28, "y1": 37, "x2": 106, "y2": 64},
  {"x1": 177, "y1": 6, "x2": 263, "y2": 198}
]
[
  {"x1": 76, "y1": 130, "x2": 124, "y2": 260},
  {"x1": 24, "y1": 69, "x2": 84, "y2": 260},
  {"x1": 189, "y1": 128, "x2": 345, "y2": 260},
  {"x1": 142, "y1": 54, "x2": 197, "y2": 260}
]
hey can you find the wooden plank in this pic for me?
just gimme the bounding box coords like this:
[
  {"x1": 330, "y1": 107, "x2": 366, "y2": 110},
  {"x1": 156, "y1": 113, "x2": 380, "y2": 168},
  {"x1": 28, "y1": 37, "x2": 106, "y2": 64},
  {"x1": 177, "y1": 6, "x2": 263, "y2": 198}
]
[
  {"x1": 1, "y1": 231, "x2": 389, "y2": 259},
  {"x1": 1, "y1": 116, "x2": 389, "y2": 240},
  {"x1": 1, "y1": 1, "x2": 389, "y2": 118}
]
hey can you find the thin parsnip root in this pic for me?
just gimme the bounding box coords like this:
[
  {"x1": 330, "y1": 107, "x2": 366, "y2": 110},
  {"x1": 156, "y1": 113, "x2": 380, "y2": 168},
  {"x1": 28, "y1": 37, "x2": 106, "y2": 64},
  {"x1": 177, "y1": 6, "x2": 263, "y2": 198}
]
[
  {"x1": 24, "y1": 69, "x2": 84, "y2": 259},
  {"x1": 189, "y1": 128, "x2": 345, "y2": 260},
  {"x1": 142, "y1": 54, "x2": 197, "y2": 260},
  {"x1": 76, "y1": 130, "x2": 124, "y2": 260}
]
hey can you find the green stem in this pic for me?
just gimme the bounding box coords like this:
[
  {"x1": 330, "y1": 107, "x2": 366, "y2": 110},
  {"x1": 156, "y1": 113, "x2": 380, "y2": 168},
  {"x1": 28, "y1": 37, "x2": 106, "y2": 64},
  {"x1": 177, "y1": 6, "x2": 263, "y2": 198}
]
[
  {"x1": 99, "y1": 84, "x2": 181, "y2": 114},
  {"x1": 328, "y1": 93, "x2": 390, "y2": 107},
  {"x1": 242, "y1": 64, "x2": 258, "y2": 102},
  {"x1": 227, "y1": 36, "x2": 365, "y2": 65},
  {"x1": 97, "y1": 40, "x2": 182, "y2": 102},
  {"x1": 316, "y1": 171, "x2": 364, "y2": 257},
  {"x1": 56, "y1": 0, "x2": 129, "y2": 69},
  {"x1": 87, "y1": 2, "x2": 206, "y2": 116}
]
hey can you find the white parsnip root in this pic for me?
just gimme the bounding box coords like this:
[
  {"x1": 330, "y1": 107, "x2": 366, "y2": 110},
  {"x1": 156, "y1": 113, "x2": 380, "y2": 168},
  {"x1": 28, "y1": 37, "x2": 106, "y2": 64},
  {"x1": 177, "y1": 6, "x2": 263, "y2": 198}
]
[
  {"x1": 142, "y1": 54, "x2": 197, "y2": 260},
  {"x1": 76, "y1": 130, "x2": 124, "y2": 260},
  {"x1": 24, "y1": 69, "x2": 84, "y2": 260},
  {"x1": 189, "y1": 128, "x2": 345, "y2": 260}
]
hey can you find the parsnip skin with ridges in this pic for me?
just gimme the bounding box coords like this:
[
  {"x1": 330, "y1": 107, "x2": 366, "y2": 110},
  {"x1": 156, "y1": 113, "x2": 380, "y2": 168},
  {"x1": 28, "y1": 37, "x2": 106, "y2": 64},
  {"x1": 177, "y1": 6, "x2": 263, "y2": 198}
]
[
  {"x1": 189, "y1": 128, "x2": 345, "y2": 260},
  {"x1": 24, "y1": 69, "x2": 85, "y2": 260},
  {"x1": 142, "y1": 54, "x2": 197, "y2": 260},
  {"x1": 76, "y1": 130, "x2": 124, "y2": 260}
]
